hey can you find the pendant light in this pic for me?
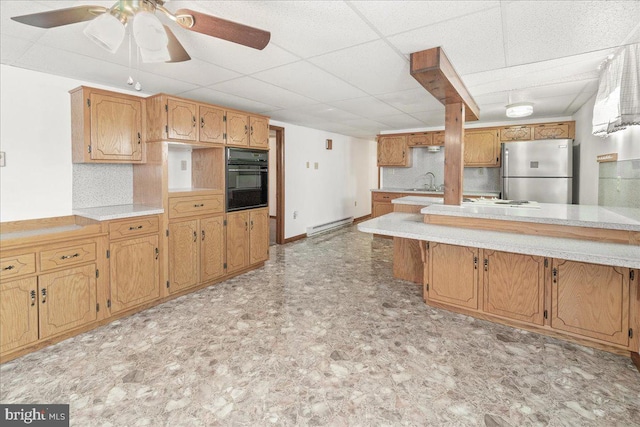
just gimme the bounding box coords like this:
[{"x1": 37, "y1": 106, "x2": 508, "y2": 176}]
[{"x1": 506, "y1": 102, "x2": 534, "y2": 118}]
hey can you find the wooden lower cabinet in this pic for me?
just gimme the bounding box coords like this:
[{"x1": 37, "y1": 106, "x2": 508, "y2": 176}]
[
  {"x1": 227, "y1": 208, "x2": 269, "y2": 274},
  {"x1": 109, "y1": 235, "x2": 160, "y2": 314},
  {"x1": 168, "y1": 215, "x2": 226, "y2": 294},
  {"x1": 0, "y1": 277, "x2": 38, "y2": 354},
  {"x1": 373, "y1": 202, "x2": 395, "y2": 218},
  {"x1": 38, "y1": 264, "x2": 97, "y2": 340},
  {"x1": 427, "y1": 243, "x2": 479, "y2": 310},
  {"x1": 551, "y1": 260, "x2": 630, "y2": 347},
  {"x1": 483, "y1": 251, "x2": 545, "y2": 325}
]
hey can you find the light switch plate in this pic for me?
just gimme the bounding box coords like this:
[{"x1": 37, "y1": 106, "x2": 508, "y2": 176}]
[
  {"x1": 0, "y1": 151, "x2": 5, "y2": 167},
  {"x1": 181, "y1": 160, "x2": 187, "y2": 171},
  {"x1": 314, "y1": 162, "x2": 319, "y2": 170}
]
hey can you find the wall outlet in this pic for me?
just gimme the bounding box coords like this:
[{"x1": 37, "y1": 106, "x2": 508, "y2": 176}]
[
  {"x1": 306, "y1": 161, "x2": 310, "y2": 169},
  {"x1": 293, "y1": 211, "x2": 298, "y2": 219},
  {"x1": 616, "y1": 176, "x2": 621, "y2": 192},
  {"x1": 180, "y1": 160, "x2": 187, "y2": 171},
  {"x1": 0, "y1": 151, "x2": 5, "y2": 167},
  {"x1": 354, "y1": 201, "x2": 357, "y2": 207}
]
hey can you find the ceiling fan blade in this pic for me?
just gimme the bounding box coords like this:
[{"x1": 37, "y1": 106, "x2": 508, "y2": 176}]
[
  {"x1": 174, "y1": 9, "x2": 270, "y2": 50},
  {"x1": 164, "y1": 26, "x2": 191, "y2": 63},
  {"x1": 11, "y1": 6, "x2": 108, "y2": 28}
]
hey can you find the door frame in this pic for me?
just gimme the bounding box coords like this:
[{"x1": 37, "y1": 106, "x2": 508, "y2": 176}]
[{"x1": 270, "y1": 125, "x2": 285, "y2": 244}]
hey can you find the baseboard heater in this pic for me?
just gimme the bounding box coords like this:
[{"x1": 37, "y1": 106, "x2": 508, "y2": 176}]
[{"x1": 306, "y1": 216, "x2": 354, "y2": 236}]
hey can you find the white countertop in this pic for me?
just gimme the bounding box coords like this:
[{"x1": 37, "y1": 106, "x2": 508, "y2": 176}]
[
  {"x1": 392, "y1": 196, "x2": 444, "y2": 206},
  {"x1": 358, "y1": 213, "x2": 640, "y2": 269},
  {"x1": 372, "y1": 188, "x2": 500, "y2": 198},
  {"x1": 73, "y1": 204, "x2": 164, "y2": 221},
  {"x1": 421, "y1": 202, "x2": 640, "y2": 232}
]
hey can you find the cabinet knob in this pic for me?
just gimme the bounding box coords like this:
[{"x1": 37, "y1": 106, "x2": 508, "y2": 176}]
[
  {"x1": 137, "y1": 132, "x2": 141, "y2": 144},
  {"x1": 192, "y1": 115, "x2": 196, "y2": 127},
  {"x1": 60, "y1": 253, "x2": 80, "y2": 260},
  {"x1": 193, "y1": 231, "x2": 197, "y2": 242},
  {"x1": 41, "y1": 288, "x2": 47, "y2": 304},
  {"x1": 2, "y1": 265, "x2": 15, "y2": 271},
  {"x1": 129, "y1": 225, "x2": 143, "y2": 230},
  {"x1": 200, "y1": 117, "x2": 205, "y2": 128},
  {"x1": 202, "y1": 230, "x2": 205, "y2": 241},
  {"x1": 30, "y1": 290, "x2": 36, "y2": 306},
  {"x1": 155, "y1": 248, "x2": 159, "y2": 260}
]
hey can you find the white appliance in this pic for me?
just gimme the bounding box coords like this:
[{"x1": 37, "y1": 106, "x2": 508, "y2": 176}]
[{"x1": 501, "y1": 139, "x2": 573, "y2": 204}]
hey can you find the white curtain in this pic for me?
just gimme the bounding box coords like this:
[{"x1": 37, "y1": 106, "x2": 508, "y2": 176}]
[{"x1": 592, "y1": 43, "x2": 640, "y2": 137}]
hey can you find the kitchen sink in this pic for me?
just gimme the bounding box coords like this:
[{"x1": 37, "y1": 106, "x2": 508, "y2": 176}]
[{"x1": 403, "y1": 188, "x2": 441, "y2": 192}]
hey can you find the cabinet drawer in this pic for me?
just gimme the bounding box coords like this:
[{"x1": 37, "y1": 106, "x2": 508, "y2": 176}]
[
  {"x1": 168, "y1": 194, "x2": 224, "y2": 219},
  {"x1": 372, "y1": 192, "x2": 404, "y2": 202},
  {"x1": 0, "y1": 253, "x2": 36, "y2": 280},
  {"x1": 109, "y1": 216, "x2": 159, "y2": 240},
  {"x1": 40, "y1": 242, "x2": 96, "y2": 271}
]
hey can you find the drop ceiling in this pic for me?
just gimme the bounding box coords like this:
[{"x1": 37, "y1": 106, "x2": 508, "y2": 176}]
[{"x1": 2, "y1": 1, "x2": 639, "y2": 139}]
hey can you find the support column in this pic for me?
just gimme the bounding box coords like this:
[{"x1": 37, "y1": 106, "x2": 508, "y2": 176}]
[{"x1": 444, "y1": 102, "x2": 464, "y2": 205}]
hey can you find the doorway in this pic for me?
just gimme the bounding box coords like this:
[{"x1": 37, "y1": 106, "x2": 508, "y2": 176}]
[{"x1": 269, "y1": 125, "x2": 285, "y2": 245}]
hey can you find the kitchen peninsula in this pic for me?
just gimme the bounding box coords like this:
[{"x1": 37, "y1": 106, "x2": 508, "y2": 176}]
[{"x1": 358, "y1": 198, "x2": 640, "y2": 368}]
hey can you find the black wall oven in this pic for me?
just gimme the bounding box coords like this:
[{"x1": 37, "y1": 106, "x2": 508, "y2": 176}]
[{"x1": 226, "y1": 147, "x2": 268, "y2": 212}]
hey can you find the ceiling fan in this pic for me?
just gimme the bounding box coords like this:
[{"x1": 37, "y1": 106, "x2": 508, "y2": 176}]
[{"x1": 11, "y1": 0, "x2": 271, "y2": 63}]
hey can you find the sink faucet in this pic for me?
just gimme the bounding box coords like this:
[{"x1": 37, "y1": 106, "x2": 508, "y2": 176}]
[{"x1": 425, "y1": 172, "x2": 436, "y2": 191}]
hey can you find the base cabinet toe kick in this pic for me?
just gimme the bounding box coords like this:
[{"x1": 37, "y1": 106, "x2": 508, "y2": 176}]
[{"x1": 393, "y1": 237, "x2": 640, "y2": 363}]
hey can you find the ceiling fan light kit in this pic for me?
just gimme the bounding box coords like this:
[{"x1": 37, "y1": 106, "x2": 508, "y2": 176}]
[
  {"x1": 506, "y1": 102, "x2": 534, "y2": 118},
  {"x1": 83, "y1": 12, "x2": 126, "y2": 53}
]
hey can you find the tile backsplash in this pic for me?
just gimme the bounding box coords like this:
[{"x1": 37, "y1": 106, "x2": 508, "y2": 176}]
[
  {"x1": 381, "y1": 148, "x2": 501, "y2": 194},
  {"x1": 73, "y1": 164, "x2": 133, "y2": 209},
  {"x1": 598, "y1": 159, "x2": 640, "y2": 208}
]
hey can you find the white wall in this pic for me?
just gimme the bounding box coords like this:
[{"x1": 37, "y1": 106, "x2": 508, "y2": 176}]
[
  {"x1": 0, "y1": 64, "x2": 150, "y2": 222},
  {"x1": 269, "y1": 120, "x2": 377, "y2": 239},
  {"x1": 573, "y1": 94, "x2": 640, "y2": 205}
]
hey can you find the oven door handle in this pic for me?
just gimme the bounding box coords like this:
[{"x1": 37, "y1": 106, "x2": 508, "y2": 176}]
[{"x1": 227, "y1": 168, "x2": 268, "y2": 172}]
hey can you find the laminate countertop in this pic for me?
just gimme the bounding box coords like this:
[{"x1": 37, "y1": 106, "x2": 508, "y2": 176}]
[
  {"x1": 421, "y1": 202, "x2": 640, "y2": 232},
  {"x1": 73, "y1": 204, "x2": 164, "y2": 221},
  {"x1": 372, "y1": 188, "x2": 501, "y2": 198}
]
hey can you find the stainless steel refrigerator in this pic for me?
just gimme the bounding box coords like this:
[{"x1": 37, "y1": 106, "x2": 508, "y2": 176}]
[{"x1": 501, "y1": 139, "x2": 573, "y2": 203}]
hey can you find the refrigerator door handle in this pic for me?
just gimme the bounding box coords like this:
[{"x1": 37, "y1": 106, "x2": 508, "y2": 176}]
[{"x1": 503, "y1": 148, "x2": 509, "y2": 199}]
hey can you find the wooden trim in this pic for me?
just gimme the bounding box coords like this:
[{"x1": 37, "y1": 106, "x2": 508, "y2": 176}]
[
  {"x1": 353, "y1": 214, "x2": 372, "y2": 224},
  {"x1": 444, "y1": 102, "x2": 464, "y2": 205},
  {"x1": 270, "y1": 125, "x2": 285, "y2": 245},
  {"x1": 269, "y1": 215, "x2": 277, "y2": 219},
  {"x1": 423, "y1": 215, "x2": 637, "y2": 245},
  {"x1": 632, "y1": 352, "x2": 640, "y2": 373},
  {"x1": 284, "y1": 233, "x2": 307, "y2": 244},
  {"x1": 410, "y1": 47, "x2": 479, "y2": 121}
]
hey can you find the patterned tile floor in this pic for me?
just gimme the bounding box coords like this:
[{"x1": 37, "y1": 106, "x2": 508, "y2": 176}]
[{"x1": 1, "y1": 226, "x2": 639, "y2": 426}]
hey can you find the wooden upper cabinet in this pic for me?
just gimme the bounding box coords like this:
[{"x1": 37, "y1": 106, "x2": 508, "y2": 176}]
[
  {"x1": 427, "y1": 243, "x2": 479, "y2": 310},
  {"x1": 226, "y1": 111, "x2": 250, "y2": 146},
  {"x1": 70, "y1": 87, "x2": 144, "y2": 163},
  {"x1": 199, "y1": 105, "x2": 226, "y2": 144},
  {"x1": 167, "y1": 98, "x2": 198, "y2": 141},
  {"x1": 432, "y1": 131, "x2": 445, "y2": 146},
  {"x1": 407, "y1": 133, "x2": 433, "y2": 147},
  {"x1": 483, "y1": 250, "x2": 545, "y2": 325},
  {"x1": 551, "y1": 260, "x2": 630, "y2": 347},
  {"x1": 0, "y1": 277, "x2": 39, "y2": 353},
  {"x1": 500, "y1": 125, "x2": 532, "y2": 142},
  {"x1": 533, "y1": 123, "x2": 572, "y2": 140},
  {"x1": 378, "y1": 136, "x2": 410, "y2": 167},
  {"x1": 250, "y1": 116, "x2": 269, "y2": 149},
  {"x1": 464, "y1": 129, "x2": 500, "y2": 167}
]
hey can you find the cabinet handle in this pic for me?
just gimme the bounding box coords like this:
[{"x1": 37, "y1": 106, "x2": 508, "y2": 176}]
[
  {"x1": 474, "y1": 256, "x2": 478, "y2": 270},
  {"x1": 192, "y1": 115, "x2": 196, "y2": 127},
  {"x1": 251, "y1": 220, "x2": 254, "y2": 230},
  {"x1": 61, "y1": 253, "x2": 80, "y2": 260},
  {"x1": 552, "y1": 268, "x2": 558, "y2": 284},
  {"x1": 244, "y1": 125, "x2": 248, "y2": 134},
  {"x1": 193, "y1": 231, "x2": 197, "y2": 242},
  {"x1": 202, "y1": 230, "x2": 205, "y2": 241},
  {"x1": 245, "y1": 221, "x2": 248, "y2": 231},
  {"x1": 41, "y1": 288, "x2": 47, "y2": 304},
  {"x1": 137, "y1": 132, "x2": 141, "y2": 144},
  {"x1": 193, "y1": 203, "x2": 204, "y2": 208},
  {"x1": 483, "y1": 259, "x2": 488, "y2": 272},
  {"x1": 30, "y1": 290, "x2": 36, "y2": 306},
  {"x1": 250, "y1": 126, "x2": 254, "y2": 136},
  {"x1": 2, "y1": 265, "x2": 15, "y2": 271},
  {"x1": 200, "y1": 117, "x2": 205, "y2": 128},
  {"x1": 129, "y1": 225, "x2": 143, "y2": 230},
  {"x1": 155, "y1": 248, "x2": 159, "y2": 260}
]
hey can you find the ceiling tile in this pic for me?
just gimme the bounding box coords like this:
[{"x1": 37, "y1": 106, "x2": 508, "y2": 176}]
[
  {"x1": 209, "y1": 77, "x2": 318, "y2": 109},
  {"x1": 386, "y1": 7, "x2": 506, "y2": 75},
  {"x1": 252, "y1": 61, "x2": 367, "y2": 102},
  {"x1": 410, "y1": 109, "x2": 445, "y2": 127},
  {"x1": 138, "y1": 58, "x2": 240, "y2": 87},
  {"x1": 309, "y1": 40, "x2": 421, "y2": 95},
  {"x1": 178, "y1": 87, "x2": 280, "y2": 115},
  {"x1": 294, "y1": 104, "x2": 362, "y2": 122},
  {"x1": 375, "y1": 88, "x2": 444, "y2": 113},
  {"x1": 503, "y1": 1, "x2": 640, "y2": 66},
  {"x1": 0, "y1": 34, "x2": 33, "y2": 65},
  {"x1": 1, "y1": 1, "x2": 54, "y2": 41},
  {"x1": 375, "y1": 114, "x2": 426, "y2": 129},
  {"x1": 338, "y1": 118, "x2": 388, "y2": 133},
  {"x1": 351, "y1": 1, "x2": 500, "y2": 36},
  {"x1": 327, "y1": 97, "x2": 404, "y2": 118}
]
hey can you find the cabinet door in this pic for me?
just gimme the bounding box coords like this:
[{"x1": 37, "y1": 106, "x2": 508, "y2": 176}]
[
  {"x1": 226, "y1": 211, "x2": 249, "y2": 274},
  {"x1": 407, "y1": 134, "x2": 432, "y2": 147},
  {"x1": 483, "y1": 251, "x2": 545, "y2": 325},
  {"x1": 551, "y1": 260, "x2": 629, "y2": 346},
  {"x1": 249, "y1": 209, "x2": 269, "y2": 264},
  {"x1": 533, "y1": 123, "x2": 570, "y2": 140},
  {"x1": 428, "y1": 243, "x2": 478, "y2": 310},
  {"x1": 199, "y1": 105, "x2": 225, "y2": 144},
  {"x1": 39, "y1": 264, "x2": 97, "y2": 339},
  {"x1": 0, "y1": 277, "x2": 38, "y2": 354},
  {"x1": 201, "y1": 216, "x2": 225, "y2": 282},
  {"x1": 500, "y1": 126, "x2": 532, "y2": 142},
  {"x1": 249, "y1": 116, "x2": 269, "y2": 148},
  {"x1": 378, "y1": 136, "x2": 409, "y2": 167},
  {"x1": 464, "y1": 129, "x2": 499, "y2": 167},
  {"x1": 109, "y1": 235, "x2": 160, "y2": 313},
  {"x1": 90, "y1": 92, "x2": 142, "y2": 161},
  {"x1": 167, "y1": 98, "x2": 198, "y2": 141},
  {"x1": 168, "y1": 220, "x2": 199, "y2": 293},
  {"x1": 432, "y1": 132, "x2": 445, "y2": 146},
  {"x1": 226, "y1": 111, "x2": 249, "y2": 146},
  {"x1": 372, "y1": 202, "x2": 394, "y2": 218}
]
